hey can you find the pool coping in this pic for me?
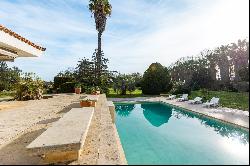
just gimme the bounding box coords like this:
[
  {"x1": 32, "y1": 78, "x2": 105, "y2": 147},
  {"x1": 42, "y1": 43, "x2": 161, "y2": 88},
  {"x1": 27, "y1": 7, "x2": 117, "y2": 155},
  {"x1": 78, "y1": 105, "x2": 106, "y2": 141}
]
[
  {"x1": 160, "y1": 101, "x2": 249, "y2": 131},
  {"x1": 114, "y1": 100, "x2": 249, "y2": 131},
  {"x1": 113, "y1": 124, "x2": 128, "y2": 165}
]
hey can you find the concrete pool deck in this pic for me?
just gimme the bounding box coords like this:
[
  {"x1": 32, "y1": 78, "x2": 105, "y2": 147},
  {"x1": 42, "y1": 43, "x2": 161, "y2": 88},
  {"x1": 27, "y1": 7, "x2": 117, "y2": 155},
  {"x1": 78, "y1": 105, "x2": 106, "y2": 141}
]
[{"x1": 147, "y1": 97, "x2": 249, "y2": 129}]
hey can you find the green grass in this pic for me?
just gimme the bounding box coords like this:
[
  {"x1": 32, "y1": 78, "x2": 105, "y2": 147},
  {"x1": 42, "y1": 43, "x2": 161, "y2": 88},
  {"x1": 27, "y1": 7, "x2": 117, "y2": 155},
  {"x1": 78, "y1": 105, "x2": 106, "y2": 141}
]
[
  {"x1": 190, "y1": 90, "x2": 249, "y2": 111},
  {"x1": 0, "y1": 91, "x2": 15, "y2": 98},
  {"x1": 107, "y1": 88, "x2": 249, "y2": 111},
  {"x1": 107, "y1": 88, "x2": 158, "y2": 98}
]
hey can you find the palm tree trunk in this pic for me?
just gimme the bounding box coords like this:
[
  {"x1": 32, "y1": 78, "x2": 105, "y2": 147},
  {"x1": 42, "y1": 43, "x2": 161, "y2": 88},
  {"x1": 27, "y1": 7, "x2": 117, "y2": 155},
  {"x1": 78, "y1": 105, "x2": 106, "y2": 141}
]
[{"x1": 97, "y1": 32, "x2": 102, "y2": 78}]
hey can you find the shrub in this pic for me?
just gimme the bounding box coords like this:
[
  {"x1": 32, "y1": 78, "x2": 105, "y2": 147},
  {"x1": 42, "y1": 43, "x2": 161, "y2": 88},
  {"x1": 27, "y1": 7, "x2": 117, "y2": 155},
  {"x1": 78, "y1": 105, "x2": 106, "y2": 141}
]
[
  {"x1": 99, "y1": 85, "x2": 109, "y2": 94},
  {"x1": 170, "y1": 81, "x2": 191, "y2": 95},
  {"x1": 15, "y1": 73, "x2": 44, "y2": 101},
  {"x1": 59, "y1": 82, "x2": 76, "y2": 93},
  {"x1": 200, "y1": 88, "x2": 210, "y2": 101},
  {"x1": 43, "y1": 81, "x2": 54, "y2": 94},
  {"x1": 232, "y1": 81, "x2": 249, "y2": 92},
  {"x1": 141, "y1": 63, "x2": 172, "y2": 95},
  {"x1": 74, "y1": 83, "x2": 82, "y2": 88},
  {"x1": 84, "y1": 86, "x2": 95, "y2": 94}
]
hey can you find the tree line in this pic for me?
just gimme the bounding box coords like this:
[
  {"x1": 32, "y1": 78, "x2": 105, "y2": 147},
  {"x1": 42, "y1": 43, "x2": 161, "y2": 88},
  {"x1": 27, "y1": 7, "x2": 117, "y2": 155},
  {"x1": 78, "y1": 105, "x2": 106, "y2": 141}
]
[{"x1": 169, "y1": 39, "x2": 249, "y2": 93}]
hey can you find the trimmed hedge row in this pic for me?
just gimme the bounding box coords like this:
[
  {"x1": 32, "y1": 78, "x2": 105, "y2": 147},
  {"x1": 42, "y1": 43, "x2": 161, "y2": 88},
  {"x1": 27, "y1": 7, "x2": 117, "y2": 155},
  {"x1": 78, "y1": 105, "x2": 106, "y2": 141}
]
[
  {"x1": 59, "y1": 82, "x2": 76, "y2": 93},
  {"x1": 54, "y1": 77, "x2": 75, "y2": 89}
]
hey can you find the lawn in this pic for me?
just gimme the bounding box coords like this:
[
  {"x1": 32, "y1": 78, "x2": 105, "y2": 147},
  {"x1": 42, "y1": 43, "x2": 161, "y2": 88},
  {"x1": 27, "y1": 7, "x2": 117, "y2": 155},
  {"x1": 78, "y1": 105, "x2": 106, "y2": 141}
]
[
  {"x1": 107, "y1": 88, "x2": 158, "y2": 98},
  {"x1": 189, "y1": 90, "x2": 249, "y2": 111},
  {"x1": 0, "y1": 91, "x2": 15, "y2": 98},
  {"x1": 107, "y1": 88, "x2": 249, "y2": 111}
]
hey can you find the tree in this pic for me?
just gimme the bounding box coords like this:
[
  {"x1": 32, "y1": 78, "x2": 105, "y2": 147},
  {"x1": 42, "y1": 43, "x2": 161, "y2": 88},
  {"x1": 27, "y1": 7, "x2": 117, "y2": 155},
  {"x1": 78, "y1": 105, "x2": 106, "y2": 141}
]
[
  {"x1": 131, "y1": 72, "x2": 142, "y2": 87},
  {"x1": 0, "y1": 61, "x2": 9, "y2": 91},
  {"x1": 205, "y1": 50, "x2": 217, "y2": 82},
  {"x1": 169, "y1": 39, "x2": 249, "y2": 92},
  {"x1": 141, "y1": 63, "x2": 172, "y2": 95},
  {"x1": 0, "y1": 61, "x2": 21, "y2": 91},
  {"x1": 113, "y1": 74, "x2": 128, "y2": 95},
  {"x1": 91, "y1": 49, "x2": 109, "y2": 85},
  {"x1": 112, "y1": 73, "x2": 142, "y2": 95},
  {"x1": 73, "y1": 55, "x2": 114, "y2": 94},
  {"x1": 190, "y1": 67, "x2": 213, "y2": 90},
  {"x1": 238, "y1": 66, "x2": 249, "y2": 82},
  {"x1": 75, "y1": 57, "x2": 94, "y2": 86},
  {"x1": 215, "y1": 46, "x2": 231, "y2": 84},
  {"x1": 229, "y1": 39, "x2": 249, "y2": 81},
  {"x1": 89, "y1": 0, "x2": 112, "y2": 79},
  {"x1": 56, "y1": 68, "x2": 76, "y2": 78}
]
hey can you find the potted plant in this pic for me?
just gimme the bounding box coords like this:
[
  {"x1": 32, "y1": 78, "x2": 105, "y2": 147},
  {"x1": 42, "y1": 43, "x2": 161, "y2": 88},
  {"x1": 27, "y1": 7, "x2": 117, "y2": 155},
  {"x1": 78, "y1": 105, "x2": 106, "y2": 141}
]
[
  {"x1": 91, "y1": 87, "x2": 97, "y2": 95},
  {"x1": 74, "y1": 83, "x2": 82, "y2": 94},
  {"x1": 80, "y1": 99, "x2": 95, "y2": 107}
]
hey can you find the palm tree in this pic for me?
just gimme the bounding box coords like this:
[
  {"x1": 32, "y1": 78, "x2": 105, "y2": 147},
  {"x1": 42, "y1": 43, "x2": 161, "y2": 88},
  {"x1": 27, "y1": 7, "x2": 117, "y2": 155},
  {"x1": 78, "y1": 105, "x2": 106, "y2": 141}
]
[{"x1": 89, "y1": 0, "x2": 112, "y2": 79}]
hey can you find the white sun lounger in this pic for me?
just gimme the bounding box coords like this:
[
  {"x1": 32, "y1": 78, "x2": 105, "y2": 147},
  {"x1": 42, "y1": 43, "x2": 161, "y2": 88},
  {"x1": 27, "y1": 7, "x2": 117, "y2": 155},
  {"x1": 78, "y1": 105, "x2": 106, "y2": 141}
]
[
  {"x1": 203, "y1": 97, "x2": 220, "y2": 108},
  {"x1": 177, "y1": 94, "x2": 188, "y2": 102},
  {"x1": 189, "y1": 97, "x2": 202, "y2": 104},
  {"x1": 166, "y1": 95, "x2": 176, "y2": 100}
]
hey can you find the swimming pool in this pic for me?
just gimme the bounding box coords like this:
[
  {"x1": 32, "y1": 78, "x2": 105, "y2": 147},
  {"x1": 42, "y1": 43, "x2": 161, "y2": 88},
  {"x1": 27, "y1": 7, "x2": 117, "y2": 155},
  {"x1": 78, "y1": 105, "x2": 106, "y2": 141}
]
[{"x1": 115, "y1": 102, "x2": 249, "y2": 165}]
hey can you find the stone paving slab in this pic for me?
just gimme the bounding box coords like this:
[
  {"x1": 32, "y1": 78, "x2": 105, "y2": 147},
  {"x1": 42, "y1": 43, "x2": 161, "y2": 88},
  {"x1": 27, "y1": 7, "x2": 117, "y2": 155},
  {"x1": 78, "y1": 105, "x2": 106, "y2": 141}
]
[{"x1": 27, "y1": 107, "x2": 94, "y2": 150}]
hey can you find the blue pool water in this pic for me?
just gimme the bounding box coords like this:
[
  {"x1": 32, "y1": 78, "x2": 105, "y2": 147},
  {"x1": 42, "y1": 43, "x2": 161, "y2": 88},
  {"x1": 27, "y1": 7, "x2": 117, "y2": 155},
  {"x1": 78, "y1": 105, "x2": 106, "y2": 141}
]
[{"x1": 115, "y1": 102, "x2": 249, "y2": 165}]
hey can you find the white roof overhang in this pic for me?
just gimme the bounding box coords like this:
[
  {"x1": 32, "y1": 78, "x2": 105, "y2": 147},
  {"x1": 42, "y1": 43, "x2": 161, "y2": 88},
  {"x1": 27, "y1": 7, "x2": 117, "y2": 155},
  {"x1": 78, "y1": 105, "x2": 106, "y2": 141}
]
[{"x1": 0, "y1": 25, "x2": 46, "y2": 61}]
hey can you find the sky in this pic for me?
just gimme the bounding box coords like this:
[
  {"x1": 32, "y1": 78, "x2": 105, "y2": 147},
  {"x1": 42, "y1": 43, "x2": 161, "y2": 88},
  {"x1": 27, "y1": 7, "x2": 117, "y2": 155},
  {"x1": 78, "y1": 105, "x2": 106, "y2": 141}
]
[{"x1": 0, "y1": 0, "x2": 249, "y2": 81}]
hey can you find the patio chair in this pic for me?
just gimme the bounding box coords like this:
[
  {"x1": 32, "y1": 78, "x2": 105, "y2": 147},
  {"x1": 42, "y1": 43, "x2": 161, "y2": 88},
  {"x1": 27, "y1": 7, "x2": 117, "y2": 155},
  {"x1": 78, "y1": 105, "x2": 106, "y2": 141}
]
[
  {"x1": 166, "y1": 95, "x2": 176, "y2": 100},
  {"x1": 189, "y1": 97, "x2": 203, "y2": 104},
  {"x1": 177, "y1": 94, "x2": 188, "y2": 102},
  {"x1": 203, "y1": 97, "x2": 220, "y2": 108}
]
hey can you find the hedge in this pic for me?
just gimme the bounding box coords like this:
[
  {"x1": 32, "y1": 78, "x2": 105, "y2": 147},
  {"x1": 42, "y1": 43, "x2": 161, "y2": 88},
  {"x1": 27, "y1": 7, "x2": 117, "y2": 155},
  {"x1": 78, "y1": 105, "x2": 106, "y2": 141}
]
[
  {"x1": 54, "y1": 77, "x2": 75, "y2": 90},
  {"x1": 59, "y1": 82, "x2": 76, "y2": 93}
]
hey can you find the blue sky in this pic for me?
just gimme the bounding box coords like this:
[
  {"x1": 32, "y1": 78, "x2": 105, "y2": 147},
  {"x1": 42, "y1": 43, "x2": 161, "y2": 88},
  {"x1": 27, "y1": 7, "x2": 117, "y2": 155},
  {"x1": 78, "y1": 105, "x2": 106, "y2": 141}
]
[{"x1": 0, "y1": 0, "x2": 249, "y2": 81}]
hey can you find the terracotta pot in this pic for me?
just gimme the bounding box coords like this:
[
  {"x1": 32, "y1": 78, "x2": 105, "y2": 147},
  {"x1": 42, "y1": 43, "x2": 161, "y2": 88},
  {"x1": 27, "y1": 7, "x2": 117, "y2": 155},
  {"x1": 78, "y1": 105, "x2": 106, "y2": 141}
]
[
  {"x1": 91, "y1": 91, "x2": 100, "y2": 95},
  {"x1": 80, "y1": 101, "x2": 96, "y2": 107},
  {"x1": 75, "y1": 88, "x2": 81, "y2": 94},
  {"x1": 80, "y1": 101, "x2": 91, "y2": 107}
]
